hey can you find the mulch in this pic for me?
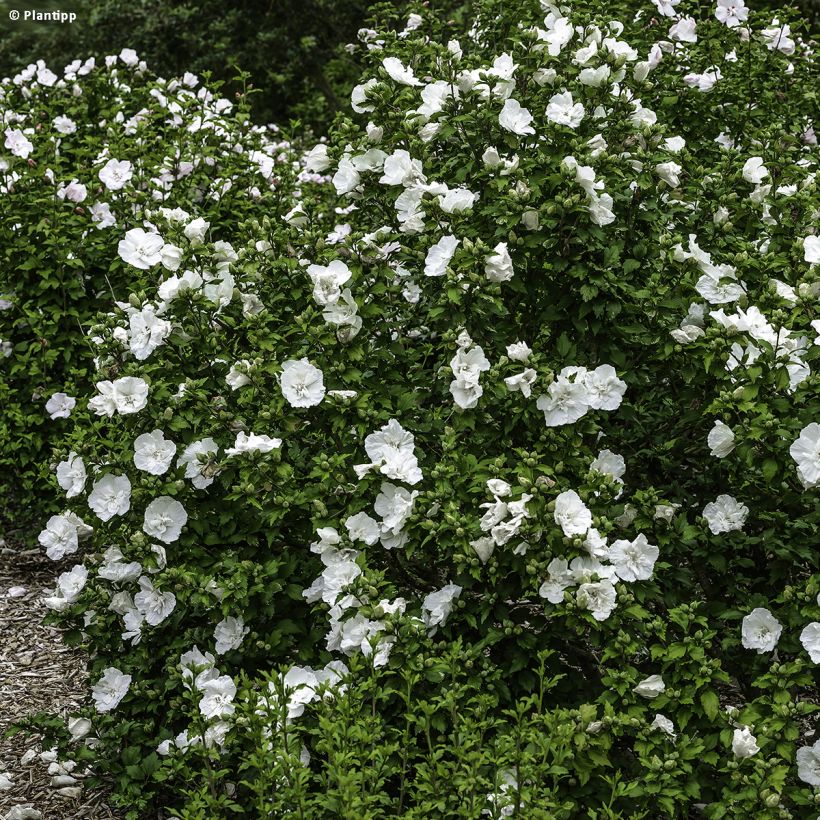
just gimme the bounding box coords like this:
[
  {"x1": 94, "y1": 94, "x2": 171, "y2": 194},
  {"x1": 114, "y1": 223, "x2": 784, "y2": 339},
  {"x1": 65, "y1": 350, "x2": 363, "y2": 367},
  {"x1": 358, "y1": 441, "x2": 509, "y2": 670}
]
[{"x1": 0, "y1": 539, "x2": 125, "y2": 820}]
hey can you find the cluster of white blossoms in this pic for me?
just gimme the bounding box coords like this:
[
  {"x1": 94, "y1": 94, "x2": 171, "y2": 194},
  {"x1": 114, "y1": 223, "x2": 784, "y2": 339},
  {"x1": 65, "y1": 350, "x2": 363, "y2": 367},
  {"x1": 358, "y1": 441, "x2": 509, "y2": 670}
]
[
  {"x1": 301, "y1": 419, "x2": 432, "y2": 667},
  {"x1": 536, "y1": 364, "x2": 626, "y2": 427},
  {"x1": 472, "y1": 478, "x2": 533, "y2": 563},
  {"x1": 539, "y1": 482, "x2": 659, "y2": 621}
]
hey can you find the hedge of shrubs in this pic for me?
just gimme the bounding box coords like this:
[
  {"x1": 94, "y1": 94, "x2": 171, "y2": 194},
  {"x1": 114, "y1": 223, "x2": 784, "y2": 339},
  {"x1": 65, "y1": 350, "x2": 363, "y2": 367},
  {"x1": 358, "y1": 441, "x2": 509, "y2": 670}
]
[
  {"x1": 0, "y1": 53, "x2": 298, "y2": 531},
  {"x1": 3, "y1": 0, "x2": 819, "y2": 817}
]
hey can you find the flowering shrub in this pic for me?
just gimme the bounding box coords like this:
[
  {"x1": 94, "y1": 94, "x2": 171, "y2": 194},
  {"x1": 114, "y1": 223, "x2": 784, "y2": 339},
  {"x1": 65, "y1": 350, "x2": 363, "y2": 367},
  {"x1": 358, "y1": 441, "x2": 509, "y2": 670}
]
[
  {"x1": 0, "y1": 51, "x2": 296, "y2": 527},
  {"x1": 24, "y1": 0, "x2": 820, "y2": 817}
]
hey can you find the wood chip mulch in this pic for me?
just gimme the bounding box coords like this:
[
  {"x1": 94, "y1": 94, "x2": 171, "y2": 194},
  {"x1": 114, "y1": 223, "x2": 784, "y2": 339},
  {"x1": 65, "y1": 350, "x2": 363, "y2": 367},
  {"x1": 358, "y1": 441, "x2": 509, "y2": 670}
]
[{"x1": 0, "y1": 539, "x2": 126, "y2": 820}]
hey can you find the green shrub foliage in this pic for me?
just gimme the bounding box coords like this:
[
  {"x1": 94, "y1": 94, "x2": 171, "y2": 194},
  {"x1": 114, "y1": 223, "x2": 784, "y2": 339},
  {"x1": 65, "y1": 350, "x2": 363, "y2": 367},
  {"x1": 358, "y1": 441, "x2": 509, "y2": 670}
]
[
  {"x1": 9, "y1": 0, "x2": 820, "y2": 817},
  {"x1": 0, "y1": 57, "x2": 296, "y2": 531}
]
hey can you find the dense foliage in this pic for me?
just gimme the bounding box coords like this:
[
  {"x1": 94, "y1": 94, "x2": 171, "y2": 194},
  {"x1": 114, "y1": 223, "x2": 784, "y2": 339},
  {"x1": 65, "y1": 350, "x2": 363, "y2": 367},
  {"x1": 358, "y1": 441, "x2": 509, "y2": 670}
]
[
  {"x1": 2, "y1": 0, "x2": 819, "y2": 817},
  {"x1": 0, "y1": 54, "x2": 297, "y2": 531},
  {"x1": 0, "y1": 0, "x2": 469, "y2": 130}
]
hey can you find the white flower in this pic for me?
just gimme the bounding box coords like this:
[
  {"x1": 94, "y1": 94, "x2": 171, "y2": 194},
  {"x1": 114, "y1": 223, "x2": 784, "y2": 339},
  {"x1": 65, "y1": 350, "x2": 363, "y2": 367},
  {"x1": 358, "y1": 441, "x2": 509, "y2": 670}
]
[
  {"x1": 484, "y1": 242, "x2": 514, "y2": 282},
  {"x1": 498, "y1": 99, "x2": 535, "y2": 135},
  {"x1": 58, "y1": 179, "x2": 88, "y2": 203},
  {"x1": 450, "y1": 343, "x2": 491, "y2": 409},
  {"x1": 304, "y1": 143, "x2": 331, "y2": 172},
  {"x1": 119, "y1": 48, "x2": 139, "y2": 66},
  {"x1": 741, "y1": 607, "x2": 782, "y2": 653},
  {"x1": 98, "y1": 158, "x2": 133, "y2": 191},
  {"x1": 129, "y1": 307, "x2": 171, "y2": 360},
  {"x1": 280, "y1": 358, "x2": 325, "y2": 408},
  {"x1": 226, "y1": 360, "x2": 252, "y2": 391},
  {"x1": 177, "y1": 438, "x2": 219, "y2": 489},
  {"x1": 183, "y1": 217, "x2": 210, "y2": 245},
  {"x1": 38, "y1": 514, "x2": 80, "y2": 560},
  {"x1": 669, "y1": 17, "x2": 697, "y2": 43},
  {"x1": 439, "y1": 188, "x2": 478, "y2": 214},
  {"x1": 133, "y1": 430, "x2": 176, "y2": 475},
  {"x1": 358, "y1": 418, "x2": 423, "y2": 485},
  {"x1": 88, "y1": 474, "x2": 131, "y2": 521},
  {"x1": 588, "y1": 193, "x2": 615, "y2": 226},
  {"x1": 789, "y1": 423, "x2": 820, "y2": 489},
  {"x1": 800, "y1": 622, "x2": 820, "y2": 663},
  {"x1": 655, "y1": 161, "x2": 682, "y2": 187},
  {"x1": 424, "y1": 235, "x2": 459, "y2": 277},
  {"x1": 160, "y1": 244, "x2": 183, "y2": 271},
  {"x1": 46, "y1": 392, "x2": 76, "y2": 419},
  {"x1": 108, "y1": 376, "x2": 148, "y2": 415},
  {"x1": 56, "y1": 452, "x2": 86, "y2": 498},
  {"x1": 422, "y1": 583, "x2": 462, "y2": 633},
  {"x1": 553, "y1": 490, "x2": 592, "y2": 537},
  {"x1": 4, "y1": 128, "x2": 33, "y2": 158},
  {"x1": 804, "y1": 236, "x2": 820, "y2": 265},
  {"x1": 225, "y1": 432, "x2": 281, "y2": 456},
  {"x1": 98, "y1": 547, "x2": 141, "y2": 584},
  {"x1": 504, "y1": 369, "x2": 537, "y2": 398},
  {"x1": 53, "y1": 115, "x2": 77, "y2": 134},
  {"x1": 506, "y1": 341, "x2": 531, "y2": 362},
  {"x1": 44, "y1": 565, "x2": 88, "y2": 612},
  {"x1": 344, "y1": 511, "x2": 381, "y2": 545},
  {"x1": 590, "y1": 449, "x2": 625, "y2": 482},
  {"x1": 379, "y1": 149, "x2": 424, "y2": 186},
  {"x1": 741, "y1": 157, "x2": 768, "y2": 185},
  {"x1": 134, "y1": 576, "x2": 176, "y2": 627},
  {"x1": 143, "y1": 496, "x2": 188, "y2": 543},
  {"x1": 609, "y1": 534, "x2": 659, "y2": 582},
  {"x1": 707, "y1": 420, "x2": 735, "y2": 458},
  {"x1": 91, "y1": 667, "x2": 132, "y2": 712},
  {"x1": 584, "y1": 365, "x2": 626, "y2": 410},
  {"x1": 576, "y1": 579, "x2": 617, "y2": 621},
  {"x1": 797, "y1": 740, "x2": 820, "y2": 786},
  {"x1": 731, "y1": 727, "x2": 759, "y2": 758},
  {"x1": 333, "y1": 157, "x2": 361, "y2": 195},
  {"x1": 199, "y1": 675, "x2": 237, "y2": 720},
  {"x1": 67, "y1": 717, "x2": 92, "y2": 742},
  {"x1": 90, "y1": 202, "x2": 116, "y2": 229},
  {"x1": 214, "y1": 616, "x2": 249, "y2": 655},
  {"x1": 546, "y1": 91, "x2": 585, "y2": 129},
  {"x1": 703, "y1": 494, "x2": 748, "y2": 534},
  {"x1": 536, "y1": 374, "x2": 589, "y2": 427},
  {"x1": 715, "y1": 0, "x2": 748, "y2": 27},
  {"x1": 307, "y1": 260, "x2": 352, "y2": 306},
  {"x1": 633, "y1": 674, "x2": 665, "y2": 698},
  {"x1": 650, "y1": 714, "x2": 676, "y2": 738},
  {"x1": 118, "y1": 228, "x2": 164, "y2": 269},
  {"x1": 382, "y1": 56, "x2": 421, "y2": 86},
  {"x1": 761, "y1": 21, "x2": 795, "y2": 55},
  {"x1": 374, "y1": 482, "x2": 417, "y2": 535}
]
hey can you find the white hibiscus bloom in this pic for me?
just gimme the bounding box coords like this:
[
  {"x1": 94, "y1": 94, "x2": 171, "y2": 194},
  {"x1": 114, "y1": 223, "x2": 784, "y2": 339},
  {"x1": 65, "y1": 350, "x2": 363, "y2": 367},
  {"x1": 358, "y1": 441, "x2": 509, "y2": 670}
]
[
  {"x1": 56, "y1": 451, "x2": 87, "y2": 498},
  {"x1": 143, "y1": 496, "x2": 188, "y2": 543},
  {"x1": 133, "y1": 430, "x2": 176, "y2": 475},
  {"x1": 707, "y1": 420, "x2": 735, "y2": 458},
  {"x1": 789, "y1": 423, "x2": 820, "y2": 489},
  {"x1": 741, "y1": 607, "x2": 782, "y2": 653},
  {"x1": 703, "y1": 494, "x2": 748, "y2": 534},
  {"x1": 553, "y1": 490, "x2": 592, "y2": 536},
  {"x1": 118, "y1": 228, "x2": 164, "y2": 269},
  {"x1": 91, "y1": 667, "x2": 132, "y2": 712},
  {"x1": 88, "y1": 474, "x2": 132, "y2": 522},
  {"x1": 214, "y1": 616, "x2": 249, "y2": 655},
  {"x1": 280, "y1": 358, "x2": 326, "y2": 408},
  {"x1": 609, "y1": 533, "x2": 659, "y2": 582}
]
